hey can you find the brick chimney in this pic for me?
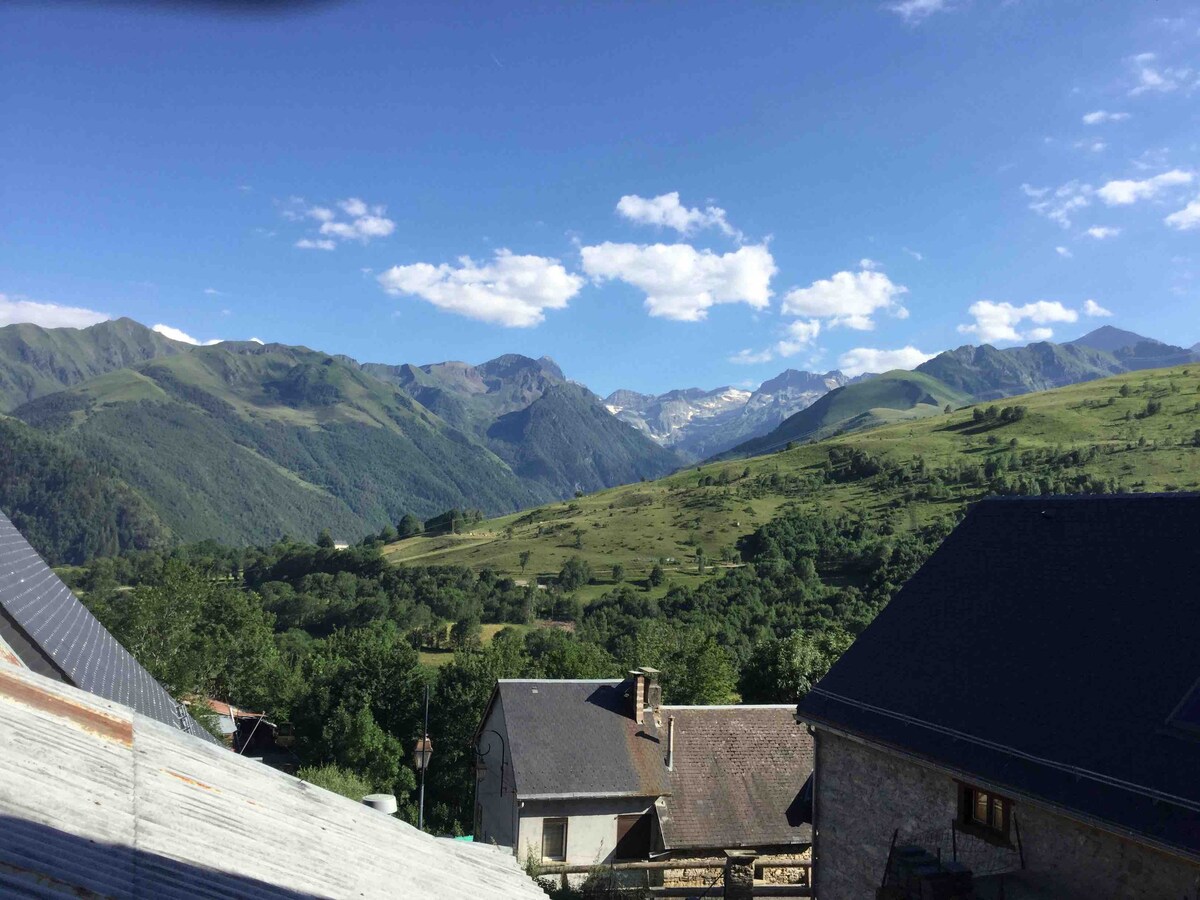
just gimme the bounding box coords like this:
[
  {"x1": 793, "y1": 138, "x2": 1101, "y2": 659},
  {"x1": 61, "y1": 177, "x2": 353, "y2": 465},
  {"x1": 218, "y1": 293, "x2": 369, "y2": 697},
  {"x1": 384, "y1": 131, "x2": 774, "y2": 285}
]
[{"x1": 628, "y1": 667, "x2": 662, "y2": 726}]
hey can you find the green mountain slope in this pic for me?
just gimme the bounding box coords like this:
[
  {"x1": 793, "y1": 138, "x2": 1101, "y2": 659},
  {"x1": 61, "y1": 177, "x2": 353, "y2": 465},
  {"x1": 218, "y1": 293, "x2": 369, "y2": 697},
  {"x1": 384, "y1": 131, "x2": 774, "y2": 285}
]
[
  {"x1": 366, "y1": 353, "x2": 681, "y2": 498},
  {"x1": 721, "y1": 370, "x2": 969, "y2": 458},
  {"x1": 384, "y1": 365, "x2": 1200, "y2": 597},
  {"x1": 14, "y1": 343, "x2": 539, "y2": 545},
  {"x1": 0, "y1": 415, "x2": 170, "y2": 563},
  {"x1": 0, "y1": 318, "x2": 182, "y2": 411},
  {"x1": 915, "y1": 341, "x2": 1126, "y2": 399}
]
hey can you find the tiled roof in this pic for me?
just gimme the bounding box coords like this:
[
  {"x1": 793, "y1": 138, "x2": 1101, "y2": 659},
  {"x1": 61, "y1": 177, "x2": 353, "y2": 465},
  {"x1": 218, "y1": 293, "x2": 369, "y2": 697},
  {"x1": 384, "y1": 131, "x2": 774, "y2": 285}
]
[
  {"x1": 493, "y1": 679, "x2": 671, "y2": 799},
  {"x1": 797, "y1": 495, "x2": 1200, "y2": 861},
  {"x1": 658, "y1": 705, "x2": 813, "y2": 851},
  {"x1": 0, "y1": 662, "x2": 546, "y2": 899},
  {"x1": 0, "y1": 511, "x2": 215, "y2": 742}
]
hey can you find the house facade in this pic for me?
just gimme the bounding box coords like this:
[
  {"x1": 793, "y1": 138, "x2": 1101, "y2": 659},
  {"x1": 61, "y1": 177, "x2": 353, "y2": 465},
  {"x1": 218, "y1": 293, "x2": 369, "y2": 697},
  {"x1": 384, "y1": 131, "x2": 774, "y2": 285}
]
[
  {"x1": 473, "y1": 670, "x2": 813, "y2": 878},
  {"x1": 797, "y1": 495, "x2": 1200, "y2": 899}
]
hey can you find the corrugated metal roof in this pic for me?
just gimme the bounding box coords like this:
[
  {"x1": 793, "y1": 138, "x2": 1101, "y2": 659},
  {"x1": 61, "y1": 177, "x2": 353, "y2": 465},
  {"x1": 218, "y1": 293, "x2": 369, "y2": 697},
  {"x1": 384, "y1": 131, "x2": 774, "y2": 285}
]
[
  {"x1": 0, "y1": 661, "x2": 547, "y2": 899},
  {"x1": 657, "y1": 705, "x2": 813, "y2": 851},
  {"x1": 0, "y1": 511, "x2": 215, "y2": 742}
]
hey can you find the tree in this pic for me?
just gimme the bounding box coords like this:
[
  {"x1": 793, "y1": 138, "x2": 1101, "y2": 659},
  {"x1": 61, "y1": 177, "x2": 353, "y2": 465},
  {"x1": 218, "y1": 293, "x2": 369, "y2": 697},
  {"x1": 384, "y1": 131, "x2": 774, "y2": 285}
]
[
  {"x1": 558, "y1": 556, "x2": 592, "y2": 591},
  {"x1": 647, "y1": 563, "x2": 665, "y2": 587},
  {"x1": 944, "y1": 404, "x2": 953, "y2": 414},
  {"x1": 611, "y1": 563, "x2": 625, "y2": 583},
  {"x1": 397, "y1": 514, "x2": 424, "y2": 538},
  {"x1": 617, "y1": 621, "x2": 736, "y2": 705},
  {"x1": 450, "y1": 611, "x2": 483, "y2": 650},
  {"x1": 518, "y1": 550, "x2": 533, "y2": 574},
  {"x1": 317, "y1": 530, "x2": 335, "y2": 549},
  {"x1": 739, "y1": 627, "x2": 854, "y2": 703},
  {"x1": 572, "y1": 527, "x2": 585, "y2": 550}
]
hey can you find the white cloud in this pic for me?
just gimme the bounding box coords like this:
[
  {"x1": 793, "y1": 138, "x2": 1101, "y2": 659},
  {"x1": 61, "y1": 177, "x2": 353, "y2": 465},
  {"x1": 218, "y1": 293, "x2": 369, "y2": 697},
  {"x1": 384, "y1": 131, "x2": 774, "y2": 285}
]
[
  {"x1": 249, "y1": 337, "x2": 265, "y2": 345},
  {"x1": 203, "y1": 287, "x2": 224, "y2": 296},
  {"x1": 287, "y1": 197, "x2": 396, "y2": 247},
  {"x1": 1023, "y1": 181, "x2": 1092, "y2": 228},
  {"x1": 1165, "y1": 197, "x2": 1200, "y2": 230},
  {"x1": 0, "y1": 293, "x2": 109, "y2": 329},
  {"x1": 903, "y1": 247, "x2": 924, "y2": 261},
  {"x1": 837, "y1": 346, "x2": 934, "y2": 377},
  {"x1": 781, "y1": 268, "x2": 908, "y2": 330},
  {"x1": 378, "y1": 249, "x2": 583, "y2": 328},
  {"x1": 957, "y1": 300, "x2": 1079, "y2": 344},
  {"x1": 295, "y1": 238, "x2": 336, "y2": 251},
  {"x1": 152, "y1": 324, "x2": 223, "y2": 346},
  {"x1": 615, "y1": 192, "x2": 741, "y2": 239},
  {"x1": 885, "y1": 0, "x2": 953, "y2": 24},
  {"x1": 1128, "y1": 54, "x2": 1192, "y2": 95},
  {"x1": 728, "y1": 348, "x2": 775, "y2": 365},
  {"x1": 1075, "y1": 140, "x2": 1107, "y2": 153},
  {"x1": 776, "y1": 319, "x2": 822, "y2": 357},
  {"x1": 1082, "y1": 110, "x2": 1130, "y2": 125},
  {"x1": 1056, "y1": 246, "x2": 1073, "y2": 258},
  {"x1": 580, "y1": 242, "x2": 775, "y2": 322},
  {"x1": 1085, "y1": 226, "x2": 1121, "y2": 239},
  {"x1": 1084, "y1": 299, "x2": 1113, "y2": 317},
  {"x1": 1097, "y1": 169, "x2": 1192, "y2": 205}
]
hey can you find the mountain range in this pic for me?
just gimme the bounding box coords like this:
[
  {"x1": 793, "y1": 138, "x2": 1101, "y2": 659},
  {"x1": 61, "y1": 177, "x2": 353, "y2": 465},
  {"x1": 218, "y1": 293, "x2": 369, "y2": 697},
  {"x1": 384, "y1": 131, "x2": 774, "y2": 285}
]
[{"x1": 0, "y1": 317, "x2": 1195, "y2": 563}]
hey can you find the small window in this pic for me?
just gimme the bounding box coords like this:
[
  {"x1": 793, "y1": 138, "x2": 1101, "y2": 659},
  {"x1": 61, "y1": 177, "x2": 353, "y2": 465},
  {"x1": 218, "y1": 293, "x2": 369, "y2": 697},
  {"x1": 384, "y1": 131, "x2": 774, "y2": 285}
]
[
  {"x1": 960, "y1": 784, "x2": 1011, "y2": 840},
  {"x1": 542, "y1": 818, "x2": 567, "y2": 861},
  {"x1": 614, "y1": 813, "x2": 651, "y2": 861}
]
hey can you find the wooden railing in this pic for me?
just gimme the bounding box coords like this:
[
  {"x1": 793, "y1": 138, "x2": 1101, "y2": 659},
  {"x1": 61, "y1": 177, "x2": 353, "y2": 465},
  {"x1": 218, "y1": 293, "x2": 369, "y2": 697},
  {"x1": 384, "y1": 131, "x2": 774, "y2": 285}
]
[{"x1": 532, "y1": 856, "x2": 812, "y2": 897}]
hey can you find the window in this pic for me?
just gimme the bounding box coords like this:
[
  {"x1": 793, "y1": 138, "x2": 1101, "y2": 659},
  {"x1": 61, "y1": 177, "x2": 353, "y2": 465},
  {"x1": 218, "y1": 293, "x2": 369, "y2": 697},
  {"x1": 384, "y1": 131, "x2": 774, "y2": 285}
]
[
  {"x1": 614, "y1": 813, "x2": 651, "y2": 861},
  {"x1": 542, "y1": 818, "x2": 567, "y2": 861},
  {"x1": 959, "y1": 784, "x2": 1011, "y2": 841}
]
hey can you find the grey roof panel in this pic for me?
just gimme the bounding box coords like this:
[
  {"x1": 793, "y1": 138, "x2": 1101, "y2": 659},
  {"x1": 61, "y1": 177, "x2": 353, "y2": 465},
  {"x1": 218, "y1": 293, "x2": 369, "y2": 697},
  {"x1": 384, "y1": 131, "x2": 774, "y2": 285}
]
[
  {"x1": 658, "y1": 706, "x2": 812, "y2": 850},
  {"x1": 797, "y1": 495, "x2": 1200, "y2": 860},
  {"x1": 0, "y1": 511, "x2": 214, "y2": 742},
  {"x1": 497, "y1": 680, "x2": 671, "y2": 798}
]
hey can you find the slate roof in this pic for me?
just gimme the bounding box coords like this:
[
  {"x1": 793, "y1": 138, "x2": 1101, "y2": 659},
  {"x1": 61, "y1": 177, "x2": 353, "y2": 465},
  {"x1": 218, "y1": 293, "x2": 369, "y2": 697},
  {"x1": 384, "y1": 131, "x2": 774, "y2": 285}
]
[
  {"x1": 0, "y1": 661, "x2": 545, "y2": 899},
  {"x1": 797, "y1": 495, "x2": 1200, "y2": 861},
  {"x1": 0, "y1": 511, "x2": 215, "y2": 742},
  {"x1": 490, "y1": 679, "x2": 672, "y2": 799},
  {"x1": 657, "y1": 705, "x2": 812, "y2": 851}
]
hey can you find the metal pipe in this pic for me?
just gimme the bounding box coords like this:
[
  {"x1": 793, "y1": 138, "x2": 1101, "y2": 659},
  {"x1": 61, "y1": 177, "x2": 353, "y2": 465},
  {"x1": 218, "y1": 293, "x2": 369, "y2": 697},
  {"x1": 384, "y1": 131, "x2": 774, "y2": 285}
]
[
  {"x1": 666, "y1": 716, "x2": 675, "y2": 771},
  {"x1": 418, "y1": 683, "x2": 429, "y2": 832}
]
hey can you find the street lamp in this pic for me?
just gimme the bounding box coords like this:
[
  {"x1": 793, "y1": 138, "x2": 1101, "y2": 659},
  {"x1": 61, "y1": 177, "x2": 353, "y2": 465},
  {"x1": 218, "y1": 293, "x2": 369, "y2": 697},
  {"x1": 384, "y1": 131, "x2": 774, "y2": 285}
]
[{"x1": 414, "y1": 684, "x2": 433, "y2": 831}]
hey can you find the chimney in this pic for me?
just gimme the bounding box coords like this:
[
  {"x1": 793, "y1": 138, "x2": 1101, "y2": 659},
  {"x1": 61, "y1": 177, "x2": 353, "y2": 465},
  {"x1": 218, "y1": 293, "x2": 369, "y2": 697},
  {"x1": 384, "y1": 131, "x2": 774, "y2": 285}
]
[
  {"x1": 666, "y1": 715, "x2": 675, "y2": 771},
  {"x1": 629, "y1": 670, "x2": 646, "y2": 724}
]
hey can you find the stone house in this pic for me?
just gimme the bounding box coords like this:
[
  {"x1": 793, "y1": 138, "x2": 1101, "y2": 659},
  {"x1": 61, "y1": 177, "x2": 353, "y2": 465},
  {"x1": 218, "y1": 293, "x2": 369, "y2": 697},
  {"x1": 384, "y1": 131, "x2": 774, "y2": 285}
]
[
  {"x1": 796, "y1": 495, "x2": 1200, "y2": 899},
  {"x1": 472, "y1": 670, "x2": 813, "y2": 881}
]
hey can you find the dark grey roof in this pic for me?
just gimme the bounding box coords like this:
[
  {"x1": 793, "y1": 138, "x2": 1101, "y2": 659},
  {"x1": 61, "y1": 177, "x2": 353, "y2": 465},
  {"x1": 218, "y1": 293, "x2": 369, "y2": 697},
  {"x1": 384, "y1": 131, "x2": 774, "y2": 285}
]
[
  {"x1": 797, "y1": 495, "x2": 1200, "y2": 860},
  {"x1": 493, "y1": 679, "x2": 671, "y2": 798},
  {"x1": 658, "y1": 706, "x2": 812, "y2": 851},
  {"x1": 0, "y1": 511, "x2": 214, "y2": 742}
]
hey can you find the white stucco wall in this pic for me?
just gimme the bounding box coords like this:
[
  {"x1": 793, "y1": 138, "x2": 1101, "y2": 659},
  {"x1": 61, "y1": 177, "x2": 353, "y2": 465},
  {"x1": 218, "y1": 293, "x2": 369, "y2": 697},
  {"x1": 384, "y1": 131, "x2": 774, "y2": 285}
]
[
  {"x1": 516, "y1": 798, "x2": 656, "y2": 869},
  {"x1": 475, "y1": 695, "x2": 517, "y2": 848}
]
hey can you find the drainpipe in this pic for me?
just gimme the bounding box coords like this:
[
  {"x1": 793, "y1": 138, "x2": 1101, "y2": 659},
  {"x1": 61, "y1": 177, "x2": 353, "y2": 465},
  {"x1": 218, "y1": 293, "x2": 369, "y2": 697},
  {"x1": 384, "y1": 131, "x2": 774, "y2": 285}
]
[{"x1": 667, "y1": 716, "x2": 675, "y2": 771}]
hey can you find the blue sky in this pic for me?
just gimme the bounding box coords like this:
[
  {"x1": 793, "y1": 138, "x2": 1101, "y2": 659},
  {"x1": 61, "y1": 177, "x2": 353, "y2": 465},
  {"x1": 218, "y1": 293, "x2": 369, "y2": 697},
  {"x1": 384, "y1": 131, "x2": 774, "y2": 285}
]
[{"x1": 3, "y1": 0, "x2": 1199, "y2": 396}]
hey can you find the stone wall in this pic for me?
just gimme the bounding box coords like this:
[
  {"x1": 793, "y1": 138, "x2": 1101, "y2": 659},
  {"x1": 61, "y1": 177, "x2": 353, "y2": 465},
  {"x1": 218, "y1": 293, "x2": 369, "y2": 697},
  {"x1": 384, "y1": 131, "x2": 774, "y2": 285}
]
[
  {"x1": 813, "y1": 729, "x2": 1200, "y2": 900},
  {"x1": 660, "y1": 847, "x2": 810, "y2": 888}
]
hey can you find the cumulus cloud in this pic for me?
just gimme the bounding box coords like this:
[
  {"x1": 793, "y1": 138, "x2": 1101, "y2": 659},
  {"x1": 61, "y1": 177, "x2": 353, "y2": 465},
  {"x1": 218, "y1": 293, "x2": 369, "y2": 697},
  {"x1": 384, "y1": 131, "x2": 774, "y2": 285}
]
[
  {"x1": 957, "y1": 300, "x2": 1079, "y2": 344},
  {"x1": 885, "y1": 0, "x2": 953, "y2": 24},
  {"x1": 152, "y1": 324, "x2": 223, "y2": 345},
  {"x1": 580, "y1": 242, "x2": 775, "y2": 322},
  {"x1": 776, "y1": 319, "x2": 822, "y2": 357},
  {"x1": 295, "y1": 238, "x2": 336, "y2": 251},
  {"x1": 1084, "y1": 299, "x2": 1113, "y2": 317},
  {"x1": 1086, "y1": 226, "x2": 1121, "y2": 239},
  {"x1": 0, "y1": 293, "x2": 109, "y2": 329},
  {"x1": 616, "y1": 192, "x2": 741, "y2": 239},
  {"x1": 377, "y1": 249, "x2": 583, "y2": 327},
  {"x1": 728, "y1": 348, "x2": 775, "y2": 365},
  {"x1": 1056, "y1": 246, "x2": 1073, "y2": 258},
  {"x1": 1097, "y1": 170, "x2": 1192, "y2": 205},
  {"x1": 287, "y1": 197, "x2": 396, "y2": 248},
  {"x1": 780, "y1": 268, "x2": 908, "y2": 331},
  {"x1": 1023, "y1": 181, "x2": 1092, "y2": 228},
  {"x1": 837, "y1": 346, "x2": 934, "y2": 377},
  {"x1": 1082, "y1": 110, "x2": 1130, "y2": 125},
  {"x1": 1165, "y1": 197, "x2": 1200, "y2": 230}
]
